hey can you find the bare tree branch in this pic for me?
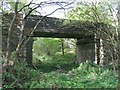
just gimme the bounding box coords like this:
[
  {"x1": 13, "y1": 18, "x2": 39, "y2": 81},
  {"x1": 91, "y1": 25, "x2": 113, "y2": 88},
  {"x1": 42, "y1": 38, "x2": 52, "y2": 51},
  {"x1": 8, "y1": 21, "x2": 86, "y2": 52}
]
[
  {"x1": 17, "y1": 0, "x2": 34, "y2": 12},
  {"x1": 19, "y1": 1, "x2": 74, "y2": 52}
]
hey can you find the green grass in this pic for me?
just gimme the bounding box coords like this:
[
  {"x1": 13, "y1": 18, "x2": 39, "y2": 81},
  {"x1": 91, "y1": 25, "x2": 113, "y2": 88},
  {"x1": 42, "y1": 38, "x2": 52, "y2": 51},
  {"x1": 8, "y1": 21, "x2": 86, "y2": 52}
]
[{"x1": 3, "y1": 54, "x2": 118, "y2": 88}]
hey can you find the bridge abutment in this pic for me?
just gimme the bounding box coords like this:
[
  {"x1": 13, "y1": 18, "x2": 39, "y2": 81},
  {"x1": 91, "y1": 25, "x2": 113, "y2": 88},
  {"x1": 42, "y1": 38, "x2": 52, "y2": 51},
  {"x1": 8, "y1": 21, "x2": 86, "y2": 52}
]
[{"x1": 75, "y1": 36, "x2": 95, "y2": 63}]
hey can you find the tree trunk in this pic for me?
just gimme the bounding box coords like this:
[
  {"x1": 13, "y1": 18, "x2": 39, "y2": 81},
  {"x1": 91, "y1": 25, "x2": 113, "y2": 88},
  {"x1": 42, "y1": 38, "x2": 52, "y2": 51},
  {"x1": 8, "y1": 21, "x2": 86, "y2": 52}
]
[
  {"x1": 61, "y1": 38, "x2": 64, "y2": 56},
  {"x1": 0, "y1": 13, "x2": 2, "y2": 88},
  {"x1": 117, "y1": 2, "x2": 120, "y2": 57},
  {"x1": 99, "y1": 39, "x2": 104, "y2": 66},
  {"x1": 6, "y1": 1, "x2": 19, "y2": 69},
  {"x1": 95, "y1": 38, "x2": 100, "y2": 65},
  {"x1": 117, "y1": 2, "x2": 120, "y2": 73}
]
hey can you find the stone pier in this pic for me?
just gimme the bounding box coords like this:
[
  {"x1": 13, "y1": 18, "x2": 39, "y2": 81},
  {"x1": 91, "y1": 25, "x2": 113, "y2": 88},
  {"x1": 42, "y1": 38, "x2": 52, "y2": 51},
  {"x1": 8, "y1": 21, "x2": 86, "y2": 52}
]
[{"x1": 76, "y1": 36, "x2": 95, "y2": 63}]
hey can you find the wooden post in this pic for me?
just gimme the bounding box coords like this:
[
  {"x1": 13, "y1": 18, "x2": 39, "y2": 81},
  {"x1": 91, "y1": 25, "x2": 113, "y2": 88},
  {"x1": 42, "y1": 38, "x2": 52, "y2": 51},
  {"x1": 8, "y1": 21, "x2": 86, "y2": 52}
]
[
  {"x1": 75, "y1": 36, "x2": 95, "y2": 63},
  {"x1": 26, "y1": 37, "x2": 33, "y2": 66}
]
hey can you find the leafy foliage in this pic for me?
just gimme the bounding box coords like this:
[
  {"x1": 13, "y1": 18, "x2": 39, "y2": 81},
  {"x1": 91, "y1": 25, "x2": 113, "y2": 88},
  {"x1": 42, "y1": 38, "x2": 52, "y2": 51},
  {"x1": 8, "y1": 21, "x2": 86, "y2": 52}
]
[
  {"x1": 2, "y1": 0, "x2": 119, "y2": 89},
  {"x1": 3, "y1": 54, "x2": 118, "y2": 88},
  {"x1": 67, "y1": 2, "x2": 114, "y2": 25},
  {"x1": 33, "y1": 38, "x2": 76, "y2": 60},
  {"x1": 65, "y1": 1, "x2": 119, "y2": 72},
  {"x1": 33, "y1": 38, "x2": 61, "y2": 56}
]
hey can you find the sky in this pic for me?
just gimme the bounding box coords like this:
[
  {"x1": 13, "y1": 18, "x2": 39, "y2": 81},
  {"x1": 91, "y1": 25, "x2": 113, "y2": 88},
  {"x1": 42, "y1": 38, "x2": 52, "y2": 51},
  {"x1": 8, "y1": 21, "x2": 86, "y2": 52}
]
[
  {"x1": 26, "y1": 0, "x2": 100, "y2": 18},
  {"x1": 3, "y1": 0, "x2": 114, "y2": 19},
  {"x1": 27, "y1": 0, "x2": 76, "y2": 18}
]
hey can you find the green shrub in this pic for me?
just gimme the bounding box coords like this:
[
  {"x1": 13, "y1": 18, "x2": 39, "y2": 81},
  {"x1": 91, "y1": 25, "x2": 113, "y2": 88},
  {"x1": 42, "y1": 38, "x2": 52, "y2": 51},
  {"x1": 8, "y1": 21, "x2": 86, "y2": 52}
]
[{"x1": 3, "y1": 55, "x2": 118, "y2": 88}]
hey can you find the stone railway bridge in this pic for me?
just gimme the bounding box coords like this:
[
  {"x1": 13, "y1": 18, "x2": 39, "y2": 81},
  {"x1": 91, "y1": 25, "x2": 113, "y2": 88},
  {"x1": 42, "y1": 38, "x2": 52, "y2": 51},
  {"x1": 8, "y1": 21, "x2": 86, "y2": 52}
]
[{"x1": 2, "y1": 13, "x2": 107, "y2": 65}]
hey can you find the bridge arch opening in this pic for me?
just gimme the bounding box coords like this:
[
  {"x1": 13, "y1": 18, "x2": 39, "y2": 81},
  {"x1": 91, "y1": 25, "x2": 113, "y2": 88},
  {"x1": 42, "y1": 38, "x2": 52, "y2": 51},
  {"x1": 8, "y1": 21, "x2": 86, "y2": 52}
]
[
  {"x1": 26, "y1": 35, "x2": 97, "y2": 68},
  {"x1": 31, "y1": 37, "x2": 79, "y2": 72}
]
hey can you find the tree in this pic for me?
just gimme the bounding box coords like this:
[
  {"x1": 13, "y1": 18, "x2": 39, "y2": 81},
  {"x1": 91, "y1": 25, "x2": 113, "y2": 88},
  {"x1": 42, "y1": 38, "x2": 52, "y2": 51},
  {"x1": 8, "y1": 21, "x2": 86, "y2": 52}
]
[
  {"x1": 66, "y1": 1, "x2": 119, "y2": 71},
  {"x1": 117, "y1": 1, "x2": 120, "y2": 70},
  {"x1": 0, "y1": 5, "x2": 2, "y2": 88},
  {"x1": 33, "y1": 38, "x2": 61, "y2": 56},
  {"x1": 2, "y1": 0, "x2": 74, "y2": 67}
]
